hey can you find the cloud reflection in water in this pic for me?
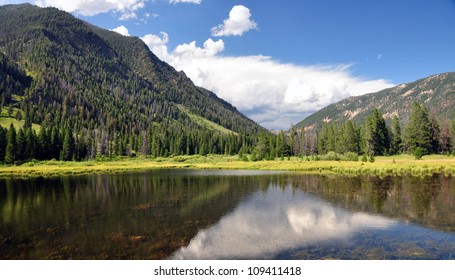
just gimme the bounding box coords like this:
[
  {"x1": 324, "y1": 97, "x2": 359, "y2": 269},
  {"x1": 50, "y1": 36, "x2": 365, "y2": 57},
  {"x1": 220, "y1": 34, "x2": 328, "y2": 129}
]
[{"x1": 171, "y1": 185, "x2": 396, "y2": 259}]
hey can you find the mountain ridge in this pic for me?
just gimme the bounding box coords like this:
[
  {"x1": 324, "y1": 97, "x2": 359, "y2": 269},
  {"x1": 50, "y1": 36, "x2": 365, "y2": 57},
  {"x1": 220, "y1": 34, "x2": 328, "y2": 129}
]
[
  {"x1": 0, "y1": 3, "x2": 263, "y2": 160},
  {"x1": 296, "y1": 72, "x2": 455, "y2": 130},
  {"x1": 0, "y1": 3, "x2": 261, "y2": 132}
]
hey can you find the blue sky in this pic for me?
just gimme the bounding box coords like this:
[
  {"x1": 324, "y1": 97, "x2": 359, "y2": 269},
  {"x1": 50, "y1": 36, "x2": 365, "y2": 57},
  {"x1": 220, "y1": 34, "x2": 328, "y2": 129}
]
[{"x1": 2, "y1": 0, "x2": 455, "y2": 129}]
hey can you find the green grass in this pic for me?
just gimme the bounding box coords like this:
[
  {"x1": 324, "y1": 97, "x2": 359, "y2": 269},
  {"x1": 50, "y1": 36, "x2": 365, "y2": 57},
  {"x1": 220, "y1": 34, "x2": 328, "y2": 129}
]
[
  {"x1": 0, "y1": 116, "x2": 41, "y2": 132},
  {"x1": 0, "y1": 107, "x2": 42, "y2": 132},
  {"x1": 176, "y1": 104, "x2": 237, "y2": 135},
  {"x1": 0, "y1": 106, "x2": 17, "y2": 116},
  {"x1": 0, "y1": 154, "x2": 455, "y2": 178}
]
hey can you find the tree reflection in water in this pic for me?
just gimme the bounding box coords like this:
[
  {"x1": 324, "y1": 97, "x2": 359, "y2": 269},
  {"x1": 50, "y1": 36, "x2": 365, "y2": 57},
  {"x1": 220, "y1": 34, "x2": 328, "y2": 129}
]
[{"x1": 2, "y1": 171, "x2": 455, "y2": 259}]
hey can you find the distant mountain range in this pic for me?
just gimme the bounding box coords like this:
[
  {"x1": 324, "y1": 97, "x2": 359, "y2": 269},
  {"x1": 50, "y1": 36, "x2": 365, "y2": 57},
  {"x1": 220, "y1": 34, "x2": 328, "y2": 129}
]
[{"x1": 296, "y1": 72, "x2": 455, "y2": 130}]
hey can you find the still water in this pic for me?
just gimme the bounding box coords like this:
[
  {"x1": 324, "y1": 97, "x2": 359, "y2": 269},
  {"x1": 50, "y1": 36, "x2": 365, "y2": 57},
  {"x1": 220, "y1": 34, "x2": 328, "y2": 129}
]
[{"x1": 1, "y1": 170, "x2": 455, "y2": 259}]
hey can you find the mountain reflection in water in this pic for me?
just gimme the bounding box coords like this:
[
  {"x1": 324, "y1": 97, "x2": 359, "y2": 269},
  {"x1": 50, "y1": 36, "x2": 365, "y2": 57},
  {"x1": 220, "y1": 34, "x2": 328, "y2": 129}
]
[
  {"x1": 172, "y1": 185, "x2": 396, "y2": 259},
  {"x1": 3, "y1": 171, "x2": 455, "y2": 259}
]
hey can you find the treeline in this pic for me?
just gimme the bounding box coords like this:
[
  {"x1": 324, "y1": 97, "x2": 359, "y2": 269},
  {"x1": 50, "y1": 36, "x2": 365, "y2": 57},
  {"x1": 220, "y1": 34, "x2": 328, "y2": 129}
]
[
  {"x1": 249, "y1": 103, "x2": 454, "y2": 160},
  {"x1": 0, "y1": 120, "x2": 255, "y2": 163},
  {"x1": 0, "y1": 102, "x2": 452, "y2": 164}
]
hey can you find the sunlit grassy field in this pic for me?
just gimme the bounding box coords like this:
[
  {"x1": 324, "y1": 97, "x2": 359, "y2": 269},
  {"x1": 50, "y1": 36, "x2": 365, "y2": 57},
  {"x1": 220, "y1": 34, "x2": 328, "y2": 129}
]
[
  {"x1": 0, "y1": 154, "x2": 455, "y2": 178},
  {"x1": 0, "y1": 107, "x2": 42, "y2": 132}
]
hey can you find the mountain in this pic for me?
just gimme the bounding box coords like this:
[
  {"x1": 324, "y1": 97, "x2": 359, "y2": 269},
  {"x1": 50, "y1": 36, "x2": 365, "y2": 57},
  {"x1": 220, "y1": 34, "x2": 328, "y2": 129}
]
[
  {"x1": 296, "y1": 72, "x2": 455, "y2": 130},
  {"x1": 0, "y1": 4, "x2": 264, "y2": 159}
]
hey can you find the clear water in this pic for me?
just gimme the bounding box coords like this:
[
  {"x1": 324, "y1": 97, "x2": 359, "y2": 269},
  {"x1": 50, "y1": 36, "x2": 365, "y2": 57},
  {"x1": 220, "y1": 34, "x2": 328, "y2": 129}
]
[{"x1": 1, "y1": 170, "x2": 455, "y2": 259}]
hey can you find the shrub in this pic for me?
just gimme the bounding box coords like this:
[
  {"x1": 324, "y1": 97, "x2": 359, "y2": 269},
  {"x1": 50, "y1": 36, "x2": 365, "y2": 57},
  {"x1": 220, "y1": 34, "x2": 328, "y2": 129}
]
[
  {"x1": 361, "y1": 154, "x2": 368, "y2": 162},
  {"x1": 250, "y1": 151, "x2": 258, "y2": 162},
  {"x1": 318, "y1": 152, "x2": 359, "y2": 162},
  {"x1": 414, "y1": 148, "x2": 425, "y2": 160},
  {"x1": 172, "y1": 156, "x2": 187, "y2": 163},
  {"x1": 314, "y1": 155, "x2": 320, "y2": 161},
  {"x1": 266, "y1": 154, "x2": 276, "y2": 161},
  {"x1": 342, "y1": 152, "x2": 359, "y2": 162},
  {"x1": 322, "y1": 151, "x2": 340, "y2": 161}
]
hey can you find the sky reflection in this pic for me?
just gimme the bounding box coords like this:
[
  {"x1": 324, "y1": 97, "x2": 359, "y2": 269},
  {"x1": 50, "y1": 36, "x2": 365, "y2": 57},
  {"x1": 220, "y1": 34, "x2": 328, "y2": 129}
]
[{"x1": 171, "y1": 184, "x2": 397, "y2": 259}]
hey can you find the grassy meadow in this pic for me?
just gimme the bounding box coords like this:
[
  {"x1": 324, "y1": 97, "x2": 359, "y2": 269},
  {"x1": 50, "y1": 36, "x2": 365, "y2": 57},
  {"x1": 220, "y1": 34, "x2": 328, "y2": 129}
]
[
  {"x1": 0, "y1": 154, "x2": 455, "y2": 178},
  {"x1": 0, "y1": 107, "x2": 42, "y2": 132}
]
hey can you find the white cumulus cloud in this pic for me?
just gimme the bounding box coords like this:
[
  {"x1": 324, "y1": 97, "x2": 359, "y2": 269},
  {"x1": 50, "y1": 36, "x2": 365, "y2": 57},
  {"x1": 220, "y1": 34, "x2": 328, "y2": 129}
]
[
  {"x1": 110, "y1": 25, "x2": 130, "y2": 36},
  {"x1": 173, "y1": 38, "x2": 224, "y2": 58},
  {"x1": 141, "y1": 33, "x2": 394, "y2": 129},
  {"x1": 171, "y1": 187, "x2": 395, "y2": 259},
  {"x1": 211, "y1": 5, "x2": 258, "y2": 37},
  {"x1": 141, "y1": 32, "x2": 171, "y2": 62},
  {"x1": 169, "y1": 0, "x2": 201, "y2": 4},
  {"x1": 35, "y1": 0, "x2": 145, "y2": 19}
]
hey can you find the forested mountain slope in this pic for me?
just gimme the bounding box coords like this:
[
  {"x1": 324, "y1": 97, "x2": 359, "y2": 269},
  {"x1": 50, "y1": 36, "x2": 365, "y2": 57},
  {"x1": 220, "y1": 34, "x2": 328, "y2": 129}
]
[{"x1": 0, "y1": 4, "x2": 264, "y2": 160}]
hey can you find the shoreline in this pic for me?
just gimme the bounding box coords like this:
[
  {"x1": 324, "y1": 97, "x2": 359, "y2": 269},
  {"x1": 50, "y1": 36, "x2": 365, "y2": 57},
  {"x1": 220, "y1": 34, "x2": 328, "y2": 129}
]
[{"x1": 0, "y1": 154, "x2": 455, "y2": 179}]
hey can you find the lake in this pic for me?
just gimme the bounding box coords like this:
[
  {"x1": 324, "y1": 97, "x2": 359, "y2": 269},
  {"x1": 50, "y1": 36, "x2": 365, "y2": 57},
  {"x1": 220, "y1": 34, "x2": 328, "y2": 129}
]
[{"x1": 1, "y1": 169, "x2": 455, "y2": 259}]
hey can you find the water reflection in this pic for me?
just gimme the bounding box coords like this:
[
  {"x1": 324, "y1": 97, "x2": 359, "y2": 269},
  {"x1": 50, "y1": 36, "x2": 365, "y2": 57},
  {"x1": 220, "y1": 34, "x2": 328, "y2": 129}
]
[
  {"x1": 295, "y1": 174, "x2": 455, "y2": 232},
  {"x1": 172, "y1": 185, "x2": 396, "y2": 259},
  {"x1": 0, "y1": 170, "x2": 269, "y2": 259},
  {"x1": 2, "y1": 171, "x2": 455, "y2": 259}
]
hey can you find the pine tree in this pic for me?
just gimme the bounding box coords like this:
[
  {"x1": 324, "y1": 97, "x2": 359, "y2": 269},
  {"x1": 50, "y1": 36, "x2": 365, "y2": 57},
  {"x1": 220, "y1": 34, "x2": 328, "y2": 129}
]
[
  {"x1": 62, "y1": 127, "x2": 74, "y2": 161},
  {"x1": 389, "y1": 116, "x2": 402, "y2": 155},
  {"x1": 297, "y1": 129, "x2": 305, "y2": 156},
  {"x1": 16, "y1": 127, "x2": 27, "y2": 162},
  {"x1": 342, "y1": 121, "x2": 360, "y2": 154},
  {"x1": 326, "y1": 124, "x2": 337, "y2": 153},
  {"x1": 406, "y1": 103, "x2": 431, "y2": 155},
  {"x1": 51, "y1": 126, "x2": 60, "y2": 160},
  {"x1": 275, "y1": 130, "x2": 287, "y2": 158},
  {"x1": 317, "y1": 122, "x2": 329, "y2": 154},
  {"x1": 140, "y1": 130, "x2": 149, "y2": 155},
  {"x1": 23, "y1": 109, "x2": 32, "y2": 130},
  {"x1": 25, "y1": 128, "x2": 37, "y2": 160},
  {"x1": 87, "y1": 131, "x2": 96, "y2": 160},
  {"x1": 0, "y1": 127, "x2": 7, "y2": 161},
  {"x1": 255, "y1": 132, "x2": 271, "y2": 160},
  {"x1": 429, "y1": 111, "x2": 440, "y2": 154},
  {"x1": 363, "y1": 108, "x2": 389, "y2": 156},
  {"x1": 288, "y1": 126, "x2": 299, "y2": 156},
  {"x1": 38, "y1": 127, "x2": 51, "y2": 160},
  {"x1": 5, "y1": 124, "x2": 16, "y2": 164},
  {"x1": 151, "y1": 133, "x2": 159, "y2": 158},
  {"x1": 75, "y1": 132, "x2": 88, "y2": 161},
  {"x1": 100, "y1": 129, "x2": 108, "y2": 156}
]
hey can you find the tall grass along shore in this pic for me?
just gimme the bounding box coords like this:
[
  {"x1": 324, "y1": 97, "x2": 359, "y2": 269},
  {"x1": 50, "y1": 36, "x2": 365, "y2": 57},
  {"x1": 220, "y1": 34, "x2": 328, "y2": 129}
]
[{"x1": 0, "y1": 154, "x2": 454, "y2": 179}]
